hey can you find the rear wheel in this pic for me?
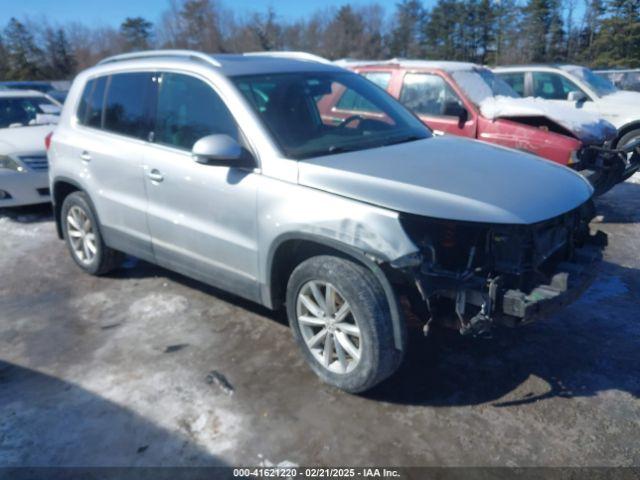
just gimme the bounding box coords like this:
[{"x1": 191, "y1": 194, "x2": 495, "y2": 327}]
[
  {"x1": 61, "y1": 191, "x2": 122, "y2": 275},
  {"x1": 286, "y1": 255, "x2": 403, "y2": 393}
]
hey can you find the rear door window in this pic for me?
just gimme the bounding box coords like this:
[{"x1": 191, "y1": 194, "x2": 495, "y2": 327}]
[
  {"x1": 103, "y1": 72, "x2": 156, "y2": 139},
  {"x1": 400, "y1": 73, "x2": 464, "y2": 117},
  {"x1": 154, "y1": 73, "x2": 238, "y2": 151},
  {"x1": 499, "y1": 72, "x2": 525, "y2": 96}
]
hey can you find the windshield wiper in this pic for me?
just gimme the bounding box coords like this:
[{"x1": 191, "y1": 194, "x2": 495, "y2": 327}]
[
  {"x1": 379, "y1": 135, "x2": 424, "y2": 147},
  {"x1": 327, "y1": 145, "x2": 358, "y2": 154}
]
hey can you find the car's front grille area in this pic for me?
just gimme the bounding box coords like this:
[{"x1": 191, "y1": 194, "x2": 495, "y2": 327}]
[
  {"x1": 19, "y1": 155, "x2": 49, "y2": 171},
  {"x1": 490, "y1": 212, "x2": 575, "y2": 277}
]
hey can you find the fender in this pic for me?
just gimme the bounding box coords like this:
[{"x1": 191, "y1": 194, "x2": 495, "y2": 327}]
[{"x1": 264, "y1": 232, "x2": 408, "y2": 352}]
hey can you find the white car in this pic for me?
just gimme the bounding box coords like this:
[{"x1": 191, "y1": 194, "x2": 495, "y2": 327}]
[
  {"x1": 494, "y1": 64, "x2": 640, "y2": 153},
  {"x1": 0, "y1": 90, "x2": 61, "y2": 207}
]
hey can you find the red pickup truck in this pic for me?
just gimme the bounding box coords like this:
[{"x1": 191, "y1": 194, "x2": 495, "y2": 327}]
[{"x1": 332, "y1": 60, "x2": 635, "y2": 194}]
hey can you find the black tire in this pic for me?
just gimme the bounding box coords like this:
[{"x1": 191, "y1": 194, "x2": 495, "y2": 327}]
[
  {"x1": 617, "y1": 128, "x2": 640, "y2": 150},
  {"x1": 286, "y1": 255, "x2": 404, "y2": 393},
  {"x1": 618, "y1": 128, "x2": 640, "y2": 180},
  {"x1": 61, "y1": 191, "x2": 122, "y2": 275}
]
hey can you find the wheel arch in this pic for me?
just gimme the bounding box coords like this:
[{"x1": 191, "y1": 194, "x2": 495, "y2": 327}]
[
  {"x1": 52, "y1": 176, "x2": 85, "y2": 239},
  {"x1": 614, "y1": 121, "x2": 640, "y2": 147},
  {"x1": 265, "y1": 232, "x2": 407, "y2": 351}
]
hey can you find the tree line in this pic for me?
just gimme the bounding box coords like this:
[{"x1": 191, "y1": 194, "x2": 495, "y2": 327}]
[{"x1": 0, "y1": 0, "x2": 638, "y2": 81}]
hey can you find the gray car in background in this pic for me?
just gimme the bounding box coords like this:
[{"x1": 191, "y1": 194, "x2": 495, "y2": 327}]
[{"x1": 47, "y1": 50, "x2": 606, "y2": 392}]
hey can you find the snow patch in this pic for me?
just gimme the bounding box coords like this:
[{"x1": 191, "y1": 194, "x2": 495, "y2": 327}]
[
  {"x1": 479, "y1": 96, "x2": 617, "y2": 143},
  {"x1": 626, "y1": 172, "x2": 640, "y2": 184},
  {"x1": 333, "y1": 58, "x2": 476, "y2": 72},
  {"x1": 129, "y1": 293, "x2": 189, "y2": 319},
  {"x1": 0, "y1": 216, "x2": 45, "y2": 237}
]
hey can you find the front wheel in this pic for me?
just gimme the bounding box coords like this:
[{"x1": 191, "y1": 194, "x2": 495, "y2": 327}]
[
  {"x1": 286, "y1": 255, "x2": 403, "y2": 393},
  {"x1": 618, "y1": 128, "x2": 640, "y2": 180}
]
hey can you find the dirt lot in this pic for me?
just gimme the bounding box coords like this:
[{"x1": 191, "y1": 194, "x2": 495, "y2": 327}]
[{"x1": 1, "y1": 176, "x2": 639, "y2": 468}]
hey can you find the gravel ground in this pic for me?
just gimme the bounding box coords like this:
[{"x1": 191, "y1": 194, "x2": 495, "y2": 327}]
[{"x1": 0, "y1": 175, "x2": 639, "y2": 467}]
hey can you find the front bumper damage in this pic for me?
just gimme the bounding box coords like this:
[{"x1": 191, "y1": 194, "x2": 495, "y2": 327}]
[
  {"x1": 391, "y1": 202, "x2": 606, "y2": 336},
  {"x1": 575, "y1": 138, "x2": 640, "y2": 195}
]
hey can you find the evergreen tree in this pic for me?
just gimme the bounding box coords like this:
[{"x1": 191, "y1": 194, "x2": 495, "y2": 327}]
[
  {"x1": 179, "y1": 0, "x2": 225, "y2": 52},
  {"x1": 518, "y1": 0, "x2": 567, "y2": 62},
  {"x1": 592, "y1": 0, "x2": 640, "y2": 67},
  {"x1": 0, "y1": 35, "x2": 8, "y2": 79},
  {"x1": 579, "y1": 0, "x2": 607, "y2": 64},
  {"x1": 324, "y1": 6, "x2": 366, "y2": 59},
  {"x1": 388, "y1": 0, "x2": 425, "y2": 58},
  {"x1": 44, "y1": 28, "x2": 76, "y2": 79},
  {"x1": 4, "y1": 18, "x2": 44, "y2": 80},
  {"x1": 120, "y1": 17, "x2": 154, "y2": 52}
]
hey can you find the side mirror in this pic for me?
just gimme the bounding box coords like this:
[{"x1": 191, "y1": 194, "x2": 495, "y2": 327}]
[
  {"x1": 443, "y1": 101, "x2": 468, "y2": 124},
  {"x1": 192, "y1": 134, "x2": 244, "y2": 166},
  {"x1": 567, "y1": 90, "x2": 587, "y2": 102}
]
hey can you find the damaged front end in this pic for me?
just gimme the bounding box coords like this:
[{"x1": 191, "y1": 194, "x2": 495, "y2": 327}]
[
  {"x1": 573, "y1": 138, "x2": 640, "y2": 195},
  {"x1": 389, "y1": 201, "x2": 606, "y2": 336}
]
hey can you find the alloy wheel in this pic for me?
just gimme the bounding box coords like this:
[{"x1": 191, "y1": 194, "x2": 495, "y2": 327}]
[
  {"x1": 296, "y1": 280, "x2": 362, "y2": 374},
  {"x1": 66, "y1": 205, "x2": 97, "y2": 265}
]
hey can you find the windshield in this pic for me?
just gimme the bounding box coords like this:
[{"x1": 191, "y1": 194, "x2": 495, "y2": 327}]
[
  {"x1": 232, "y1": 71, "x2": 431, "y2": 159},
  {"x1": 452, "y1": 68, "x2": 520, "y2": 105},
  {"x1": 0, "y1": 96, "x2": 59, "y2": 128},
  {"x1": 563, "y1": 66, "x2": 618, "y2": 97}
]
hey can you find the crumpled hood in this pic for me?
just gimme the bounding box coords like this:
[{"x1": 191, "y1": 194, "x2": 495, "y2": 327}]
[
  {"x1": 0, "y1": 125, "x2": 52, "y2": 154},
  {"x1": 298, "y1": 136, "x2": 593, "y2": 225},
  {"x1": 480, "y1": 96, "x2": 617, "y2": 144}
]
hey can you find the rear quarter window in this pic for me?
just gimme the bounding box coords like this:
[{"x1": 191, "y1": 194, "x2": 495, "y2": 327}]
[
  {"x1": 77, "y1": 77, "x2": 107, "y2": 128},
  {"x1": 361, "y1": 71, "x2": 392, "y2": 90}
]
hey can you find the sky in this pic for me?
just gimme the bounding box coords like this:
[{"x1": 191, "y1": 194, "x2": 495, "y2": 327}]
[{"x1": 0, "y1": 0, "x2": 408, "y2": 27}]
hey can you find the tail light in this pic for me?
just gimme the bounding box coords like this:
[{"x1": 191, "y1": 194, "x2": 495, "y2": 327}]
[{"x1": 45, "y1": 131, "x2": 53, "y2": 151}]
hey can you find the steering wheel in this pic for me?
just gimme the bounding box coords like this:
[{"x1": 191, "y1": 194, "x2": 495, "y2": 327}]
[{"x1": 337, "y1": 115, "x2": 365, "y2": 129}]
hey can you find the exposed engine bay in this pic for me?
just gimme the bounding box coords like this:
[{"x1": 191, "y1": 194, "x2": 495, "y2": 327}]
[{"x1": 389, "y1": 200, "x2": 607, "y2": 336}]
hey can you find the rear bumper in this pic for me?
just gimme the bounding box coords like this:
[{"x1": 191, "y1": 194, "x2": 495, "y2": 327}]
[{"x1": 0, "y1": 170, "x2": 50, "y2": 207}]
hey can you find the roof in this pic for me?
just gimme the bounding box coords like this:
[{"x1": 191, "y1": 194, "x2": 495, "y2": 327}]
[
  {"x1": 97, "y1": 50, "x2": 341, "y2": 77},
  {"x1": 493, "y1": 64, "x2": 567, "y2": 71},
  {"x1": 335, "y1": 58, "x2": 478, "y2": 72},
  {"x1": 211, "y1": 53, "x2": 340, "y2": 76}
]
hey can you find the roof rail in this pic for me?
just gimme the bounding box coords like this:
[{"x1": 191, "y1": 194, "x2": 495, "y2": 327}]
[
  {"x1": 243, "y1": 51, "x2": 331, "y2": 65},
  {"x1": 98, "y1": 50, "x2": 221, "y2": 68}
]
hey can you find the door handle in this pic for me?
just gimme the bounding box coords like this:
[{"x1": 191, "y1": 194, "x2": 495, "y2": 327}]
[
  {"x1": 80, "y1": 151, "x2": 91, "y2": 162},
  {"x1": 148, "y1": 169, "x2": 164, "y2": 183}
]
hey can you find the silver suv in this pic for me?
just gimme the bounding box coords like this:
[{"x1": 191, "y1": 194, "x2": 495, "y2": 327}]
[{"x1": 48, "y1": 50, "x2": 605, "y2": 392}]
